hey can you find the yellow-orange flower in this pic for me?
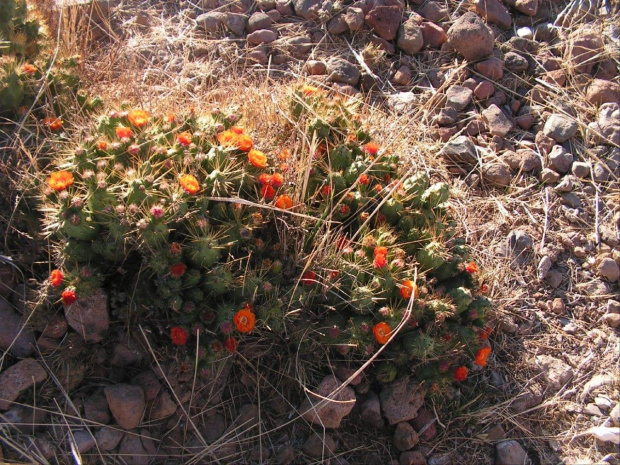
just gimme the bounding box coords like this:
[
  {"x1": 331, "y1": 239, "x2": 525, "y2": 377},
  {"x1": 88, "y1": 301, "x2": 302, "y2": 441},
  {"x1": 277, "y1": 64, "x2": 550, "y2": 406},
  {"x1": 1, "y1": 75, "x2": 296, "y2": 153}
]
[
  {"x1": 400, "y1": 279, "x2": 419, "y2": 299},
  {"x1": 465, "y1": 261, "x2": 479, "y2": 273},
  {"x1": 475, "y1": 346, "x2": 492, "y2": 367},
  {"x1": 47, "y1": 171, "x2": 74, "y2": 191},
  {"x1": 23, "y1": 64, "x2": 37, "y2": 74},
  {"x1": 248, "y1": 149, "x2": 267, "y2": 168},
  {"x1": 363, "y1": 142, "x2": 379, "y2": 155},
  {"x1": 233, "y1": 308, "x2": 256, "y2": 333},
  {"x1": 179, "y1": 174, "x2": 200, "y2": 194},
  {"x1": 236, "y1": 134, "x2": 253, "y2": 151},
  {"x1": 177, "y1": 131, "x2": 192, "y2": 147},
  {"x1": 127, "y1": 109, "x2": 150, "y2": 127},
  {"x1": 373, "y1": 322, "x2": 392, "y2": 345},
  {"x1": 302, "y1": 85, "x2": 319, "y2": 96},
  {"x1": 115, "y1": 126, "x2": 133, "y2": 139},
  {"x1": 274, "y1": 195, "x2": 293, "y2": 209}
]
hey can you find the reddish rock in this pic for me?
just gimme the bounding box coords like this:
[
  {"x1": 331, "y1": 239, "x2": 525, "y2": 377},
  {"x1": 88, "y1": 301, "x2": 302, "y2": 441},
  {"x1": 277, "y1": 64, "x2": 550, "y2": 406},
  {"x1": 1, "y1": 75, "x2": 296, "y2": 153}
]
[
  {"x1": 303, "y1": 430, "x2": 336, "y2": 458},
  {"x1": 305, "y1": 60, "x2": 327, "y2": 75},
  {"x1": 359, "y1": 392, "x2": 385, "y2": 428},
  {"x1": 446, "y1": 85, "x2": 473, "y2": 111},
  {"x1": 474, "y1": 56, "x2": 503, "y2": 80},
  {"x1": 393, "y1": 65, "x2": 412, "y2": 85},
  {"x1": 394, "y1": 421, "x2": 419, "y2": 451},
  {"x1": 542, "y1": 69, "x2": 567, "y2": 87},
  {"x1": 365, "y1": 6, "x2": 402, "y2": 41},
  {"x1": 411, "y1": 407, "x2": 437, "y2": 441},
  {"x1": 370, "y1": 34, "x2": 396, "y2": 54},
  {"x1": 84, "y1": 391, "x2": 111, "y2": 424},
  {"x1": 447, "y1": 12, "x2": 495, "y2": 61},
  {"x1": 419, "y1": 1, "x2": 448, "y2": 22},
  {"x1": 420, "y1": 21, "x2": 447, "y2": 48},
  {"x1": 247, "y1": 29, "x2": 277, "y2": 44},
  {"x1": 64, "y1": 288, "x2": 109, "y2": 343},
  {"x1": 586, "y1": 79, "x2": 620, "y2": 106},
  {"x1": 465, "y1": 117, "x2": 487, "y2": 135},
  {"x1": 150, "y1": 391, "x2": 177, "y2": 420},
  {"x1": 482, "y1": 104, "x2": 513, "y2": 137},
  {"x1": 299, "y1": 375, "x2": 356, "y2": 428},
  {"x1": 0, "y1": 358, "x2": 47, "y2": 410},
  {"x1": 104, "y1": 384, "x2": 146, "y2": 430},
  {"x1": 474, "y1": 80, "x2": 495, "y2": 100},
  {"x1": 515, "y1": 0, "x2": 537, "y2": 15},
  {"x1": 400, "y1": 450, "x2": 427, "y2": 465},
  {"x1": 344, "y1": 7, "x2": 365, "y2": 31},
  {"x1": 473, "y1": 0, "x2": 511, "y2": 29},
  {"x1": 515, "y1": 114, "x2": 535, "y2": 130},
  {"x1": 327, "y1": 14, "x2": 348, "y2": 35},
  {"x1": 566, "y1": 25, "x2": 604, "y2": 75},
  {"x1": 397, "y1": 18, "x2": 424, "y2": 54},
  {"x1": 436, "y1": 126, "x2": 459, "y2": 142},
  {"x1": 379, "y1": 377, "x2": 425, "y2": 425},
  {"x1": 595, "y1": 59, "x2": 618, "y2": 80}
]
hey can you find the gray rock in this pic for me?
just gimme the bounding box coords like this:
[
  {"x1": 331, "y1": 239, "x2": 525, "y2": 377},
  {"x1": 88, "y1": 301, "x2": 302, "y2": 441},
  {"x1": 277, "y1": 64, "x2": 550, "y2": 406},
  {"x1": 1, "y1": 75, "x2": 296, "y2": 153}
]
[
  {"x1": 327, "y1": 14, "x2": 348, "y2": 35},
  {"x1": 247, "y1": 12, "x2": 273, "y2": 32},
  {"x1": 275, "y1": 445, "x2": 295, "y2": 464},
  {"x1": 504, "y1": 51, "x2": 529, "y2": 73},
  {"x1": 555, "y1": 176, "x2": 574, "y2": 192},
  {"x1": 589, "y1": 102, "x2": 620, "y2": 146},
  {"x1": 222, "y1": 13, "x2": 248, "y2": 35},
  {"x1": 400, "y1": 450, "x2": 427, "y2": 465},
  {"x1": 441, "y1": 135, "x2": 478, "y2": 166},
  {"x1": 96, "y1": 426, "x2": 124, "y2": 451},
  {"x1": 359, "y1": 392, "x2": 384, "y2": 428},
  {"x1": 540, "y1": 168, "x2": 559, "y2": 184},
  {"x1": 0, "y1": 300, "x2": 35, "y2": 358},
  {"x1": 507, "y1": 229, "x2": 533, "y2": 255},
  {"x1": 496, "y1": 440, "x2": 528, "y2": 465},
  {"x1": 447, "y1": 12, "x2": 495, "y2": 61},
  {"x1": 276, "y1": 0, "x2": 294, "y2": 15},
  {"x1": 302, "y1": 430, "x2": 336, "y2": 458},
  {"x1": 428, "y1": 454, "x2": 453, "y2": 465},
  {"x1": 344, "y1": 7, "x2": 365, "y2": 31},
  {"x1": 118, "y1": 433, "x2": 150, "y2": 465},
  {"x1": 394, "y1": 421, "x2": 419, "y2": 451},
  {"x1": 538, "y1": 256, "x2": 553, "y2": 279},
  {"x1": 548, "y1": 145, "x2": 573, "y2": 174},
  {"x1": 299, "y1": 375, "x2": 356, "y2": 428},
  {"x1": 150, "y1": 391, "x2": 177, "y2": 420},
  {"x1": 0, "y1": 358, "x2": 47, "y2": 410},
  {"x1": 326, "y1": 57, "x2": 360, "y2": 86},
  {"x1": 64, "y1": 288, "x2": 109, "y2": 343},
  {"x1": 535, "y1": 355, "x2": 574, "y2": 391},
  {"x1": 609, "y1": 403, "x2": 620, "y2": 426},
  {"x1": 0, "y1": 404, "x2": 47, "y2": 433},
  {"x1": 305, "y1": 60, "x2": 327, "y2": 75},
  {"x1": 473, "y1": 0, "x2": 511, "y2": 29},
  {"x1": 194, "y1": 11, "x2": 225, "y2": 33},
  {"x1": 572, "y1": 161, "x2": 590, "y2": 179},
  {"x1": 598, "y1": 258, "x2": 619, "y2": 282},
  {"x1": 561, "y1": 192, "x2": 582, "y2": 209},
  {"x1": 379, "y1": 377, "x2": 425, "y2": 425},
  {"x1": 365, "y1": 6, "x2": 402, "y2": 41},
  {"x1": 543, "y1": 114, "x2": 578, "y2": 143},
  {"x1": 483, "y1": 163, "x2": 512, "y2": 186},
  {"x1": 202, "y1": 413, "x2": 226, "y2": 443},
  {"x1": 436, "y1": 107, "x2": 457, "y2": 125},
  {"x1": 592, "y1": 162, "x2": 610, "y2": 182},
  {"x1": 515, "y1": 0, "x2": 538, "y2": 15},
  {"x1": 397, "y1": 18, "x2": 424, "y2": 55},
  {"x1": 84, "y1": 391, "x2": 111, "y2": 424},
  {"x1": 482, "y1": 104, "x2": 513, "y2": 137},
  {"x1": 445, "y1": 85, "x2": 473, "y2": 111},
  {"x1": 293, "y1": 0, "x2": 322, "y2": 19},
  {"x1": 72, "y1": 430, "x2": 96, "y2": 454},
  {"x1": 603, "y1": 312, "x2": 620, "y2": 328},
  {"x1": 545, "y1": 269, "x2": 563, "y2": 288},
  {"x1": 104, "y1": 384, "x2": 145, "y2": 430},
  {"x1": 247, "y1": 29, "x2": 278, "y2": 44}
]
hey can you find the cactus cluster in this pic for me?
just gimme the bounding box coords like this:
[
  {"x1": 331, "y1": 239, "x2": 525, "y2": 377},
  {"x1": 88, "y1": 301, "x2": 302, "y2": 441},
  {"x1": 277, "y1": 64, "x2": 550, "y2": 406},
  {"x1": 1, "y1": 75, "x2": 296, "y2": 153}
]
[{"x1": 41, "y1": 88, "x2": 491, "y2": 387}]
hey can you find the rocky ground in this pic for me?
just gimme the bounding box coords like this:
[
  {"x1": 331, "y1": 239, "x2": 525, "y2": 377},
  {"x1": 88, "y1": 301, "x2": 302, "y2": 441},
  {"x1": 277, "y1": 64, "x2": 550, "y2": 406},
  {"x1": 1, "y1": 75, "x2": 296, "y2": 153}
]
[{"x1": 0, "y1": 0, "x2": 619, "y2": 463}]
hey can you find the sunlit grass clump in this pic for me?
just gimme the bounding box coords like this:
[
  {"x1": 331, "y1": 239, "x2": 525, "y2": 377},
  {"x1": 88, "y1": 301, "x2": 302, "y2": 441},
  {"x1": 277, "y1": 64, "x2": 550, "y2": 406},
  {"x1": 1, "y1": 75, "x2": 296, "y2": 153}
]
[{"x1": 39, "y1": 86, "x2": 492, "y2": 388}]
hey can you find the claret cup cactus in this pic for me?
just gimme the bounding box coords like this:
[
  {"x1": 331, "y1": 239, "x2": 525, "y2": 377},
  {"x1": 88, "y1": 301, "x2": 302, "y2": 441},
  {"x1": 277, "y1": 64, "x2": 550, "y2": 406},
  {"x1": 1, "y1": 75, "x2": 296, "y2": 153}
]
[{"x1": 40, "y1": 88, "x2": 491, "y2": 388}]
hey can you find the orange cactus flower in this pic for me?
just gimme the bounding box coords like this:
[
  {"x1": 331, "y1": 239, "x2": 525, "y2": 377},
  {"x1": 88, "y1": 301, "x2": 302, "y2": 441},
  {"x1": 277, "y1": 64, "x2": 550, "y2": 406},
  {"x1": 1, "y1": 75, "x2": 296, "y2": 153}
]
[
  {"x1": 163, "y1": 113, "x2": 176, "y2": 124},
  {"x1": 235, "y1": 134, "x2": 253, "y2": 151},
  {"x1": 224, "y1": 336, "x2": 238, "y2": 352},
  {"x1": 248, "y1": 149, "x2": 267, "y2": 168},
  {"x1": 127, "y1": 109, "x2": 150, "y2": 127},
  {"x1": 271, "y1": 172, "x2": 284, "y2": 188},
  {"x1": 258, "y1": 173, "x2": 272, "y2": 185},
  {"x1": 301, "y1": 270, "x2": 316, "y2": 286},
  {"x1": 373, "y1": 254, "x2": 388, "y2": 269},
  {"x1": 61, "y1": 288, "x2": 77, "y2": 306},
  {"x1": 171, "y1": 326, "x2": 188, "y2": 346},
  {"x1": 96, "y1": 140, "x2": 108, "y2": 151},
  {"x1": 475, "y1": 347, "x2": 492, "y2": 367},
  {"x1": 179, "y1": 174, "x2": 200, "y2": 194},
  {"x1": 363, "y1": 142, "x2": 379, "y2": 155},
  {"x1": 400, "y1": 279, "x2": 419, "y2": 299},
  {"x1": 279, "y1": 148, "x2": 291, "y2": 160},
  {"x1": 373, "y1": 322, "x2": 392, "y2": 345},
  {"x1": 50, "y1": 269, "x2": 64, "y2": 287},
  {"x1": 115, "y1": 126, "x2": 133, "y2": 139},
  {"x1": 217, "y1": 130, "x2": 235, "y2": 145},
  {"x1": 465, "y1": 261, "x2": 479, "y2": 273},
  {"x1": 177, "y1": 131, "x2": 192, "y2": 147},
  {"x1": 233, "y1": 308, "x2": 256, "y2": 333},
  {"x1": 47, "y1": 171, "x2": 74, "y2": 191},
  {"x1": 274, "y1": 195, "x2": 293, "y2": 209},
  {"x1": 453, "y1": 366, "x2": 468, "y2": 381},
  {"x1": 43, "y1": 117, "x2": 63, "y2": 132},
  {"x1": 230, "y1": 126, "x2": 244, "y2": 135},
  {"x1": 302, "y1": 85, "x2": 319, "y2": 96},
  {"x1": 261, "y1": 184, "x2": 276, "y2": 200},
  {"x1": 374, "y1": 246, "x2": 388, "y2": 257},
  {"x1": 23, "y1": 64, "x2": 37, "y2": 74},
  {"x1": 170, "y1": 262, "x2": 187, "y2": 277},
  {"x1": 358, "y1": 173, "x2": 370, "y2": 185}
]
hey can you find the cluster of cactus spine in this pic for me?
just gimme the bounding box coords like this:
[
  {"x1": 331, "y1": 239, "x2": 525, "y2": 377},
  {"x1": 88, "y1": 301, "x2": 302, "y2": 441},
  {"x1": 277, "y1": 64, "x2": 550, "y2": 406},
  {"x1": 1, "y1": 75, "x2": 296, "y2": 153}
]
[{"x1": 41, "y1": 88, "x2": 491, "y2": 387}]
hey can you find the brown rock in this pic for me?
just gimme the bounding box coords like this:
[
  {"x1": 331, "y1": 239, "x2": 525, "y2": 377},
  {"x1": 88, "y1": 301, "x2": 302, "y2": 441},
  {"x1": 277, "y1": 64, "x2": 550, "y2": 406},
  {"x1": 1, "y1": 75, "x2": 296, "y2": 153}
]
[
  {"x1": 247, "y1": 11, "x2": 273, "y2": 32},
  {"x1": 131, "y1": 371, "x2": 161, "y2": 402},
  {"x1": 344, "y1": 7, "x2": 365, "y2": 31},
  {"x1": 465, "y1": 116, "x2": 487, "y2": 135},
  {"x1": 96, "y1": 426, "x2": 124, "y2": 451},
  {"x1": 0, "y1": 358, "x2": 47, "y2": 410},
  {"x1": 420, "y1": 21, "x2": 447, "y2": 48},
  {"x1": 447, "y1": 12, "x2": 495, "y2": 61},
  {"x1": 118, "y1": 433, "x2": 150, "y2": 465},
  {"x1": 542, "y1": 69, "x2": 567, "y2": 87},
  {"x1": 566, "y1": 25, "x2": 604, "y2": 75},
  {"x1": 64, "y1": 288, "x2": 109, "y2": 343},
  {"x1": 150, "y1": 391, "x2": 177, "y2": 420},
  {"x1": 84, "y1": 390, "x2": 111, "y2": 424},
  {"x1": 586, "y1": 79, "x2": 620, "y2": 106},
  {"x1": 483, "y1": 163, "x2": 512, "y2": 186},
  {"x1": 419, "y1": 1, "x2": 448, "y2": 22},
  {"x1": 365, "y1": 6, "x2": 402, "y2": 41},
  {"x1": 379, "y1": 377, "x2": 425, "y2": 425},
  {"x1": 302, "y1": 430, "x2": 336, "y2": 458},
  {"x1": 482, "y1": 104, "x2": 513, "y2": 137},
  {"x1": 400, "y1": 450, "x2": 427, "y2": 465},
  {"x1": 515, "y1": 113, "x2": 535, "y2": 130},
  {"x1": 394, "y1": 421, "x2": 419, "y2": 451},
  {"x1": 474, "y1": 57, "x2": 503, "y2": 81},
  {"x1": 305, "y1": 60, "x2": 327, "y2": 75},
  {"x1": 299, "y1": 375, "x2": 356, "y2": 428},
  {"x1": 393, "y1": 65, "x2": 412, "y2": 85},
  {"x1": 0, "y1": 263, "x2": 18, "y2": 300},
  {"x1": 247, "y1": 29, "x2": 277, "y2": 44},
  {"x1": 515, "y1": 0, "x2": 537, "y2": 15},
  {"x1": 327, "y1": 14, "x2": 349, "y2": 35},
  {"x1": 104, "y1": 384, "x2": 145, "y2": 430},
  {"x1": 446, "y1": 85, "x2": 473, "y2": 111},
  {"x1": 474, "y1": 80, "x2": 495, "y2": 100},
  {"x1": 359, "y1": 392, "x2": 385, "y2": 428},
  {"x1": 473, "y1": 0, "x2": 511, "y2": 29},
  {"x1": 496, "y1": 440, "x2": 528, "y2": 465},
  {"x1": 397, "y1": 18, "x2": 424, "y2": 54}
]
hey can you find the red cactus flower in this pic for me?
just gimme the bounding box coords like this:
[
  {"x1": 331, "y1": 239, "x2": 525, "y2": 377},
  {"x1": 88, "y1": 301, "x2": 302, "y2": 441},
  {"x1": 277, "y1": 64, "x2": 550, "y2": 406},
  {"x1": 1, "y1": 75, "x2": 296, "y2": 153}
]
[
  {"x1": 179, "y1": 174, "x2": 200, "y2": 194},
  {"x1": 363, "y1": 142, "x2": 379, "y2": 155},
  {"x1": 50, "y1": 269, "x2": 64, "y2": 287},
  {"x1": 61, "y1": 288, "x2": 77, "y2": 306},
  {"x1": 465, "y1": 261, "x2": 479, "y2": 273},
  {"x1": 115, "y1": 126, "x2": 133, "y2": 139},
  {"x1": 224, "y1": 336, "x2": 238, "y2": 352},
  {"x1": 453, "y1": 366, "x2": 468, "y2": 382},
  {"x1": 271, "y1": 172, "x2": 284, "y2": 187},
  {"x1": 475, "y1": 347, "x2": 492, "y2": 367},
  {"x1": 177, "y1": 131, "x2": 192, "y2": 147},
  {"x1": 261, "y1": 184, "x2": 276, "y2": 200},
  {"x1": 301, "y1": 270, "x2": 316, "y2": 286},
  {"x1": 373, "y1": 322, "x2": 392, "y2": 344},
  {"x1": 170, "y1": 262, "x2": 187, "y2": 277},
  {"x1": 373, "y1": 254, "x2": 388, "y2": 269},
  {"x1": 233, "y1": 308, "x2": 256, "y2": 333},
  {"x1": 399, "y1": 279, "x2": 418, "y2": 299},
  {"x1": 274, "y1": 195, "x2": 293, "y2": 209},
  {"x1": 358, "y1": 173, "x2": 370, "y2": 185},
  {"x1": 171, "y1": 326, "x2": 188, "y2": 346}
]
